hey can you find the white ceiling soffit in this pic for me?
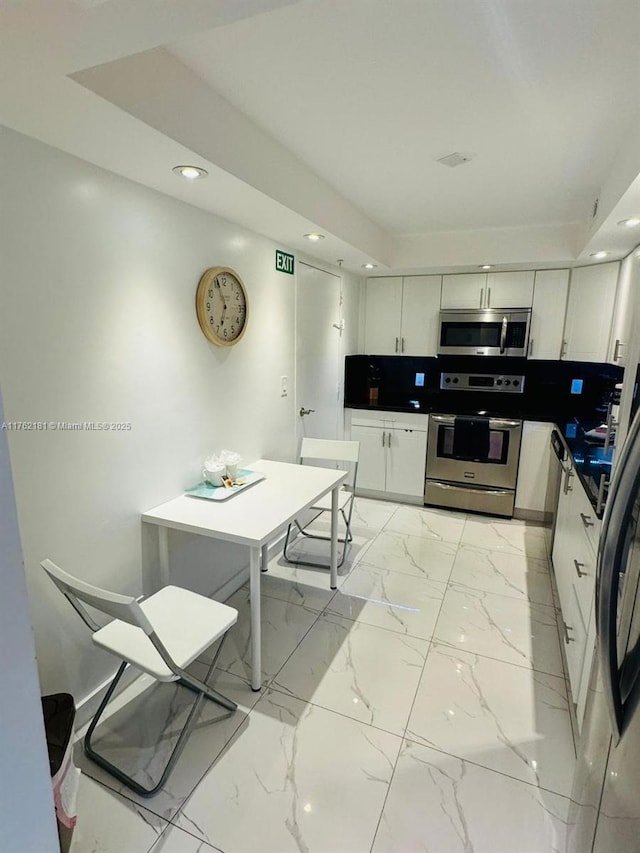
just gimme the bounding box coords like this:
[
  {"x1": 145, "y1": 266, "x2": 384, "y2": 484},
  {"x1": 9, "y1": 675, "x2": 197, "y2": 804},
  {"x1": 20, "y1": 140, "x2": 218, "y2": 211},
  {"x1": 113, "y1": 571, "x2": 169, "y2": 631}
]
[
  {"x1": 2, "y1": 0, "x2": 640, "y2": 273},
  {"x1": 72, "y1": 47, "x2": 389, "y2": 265}
]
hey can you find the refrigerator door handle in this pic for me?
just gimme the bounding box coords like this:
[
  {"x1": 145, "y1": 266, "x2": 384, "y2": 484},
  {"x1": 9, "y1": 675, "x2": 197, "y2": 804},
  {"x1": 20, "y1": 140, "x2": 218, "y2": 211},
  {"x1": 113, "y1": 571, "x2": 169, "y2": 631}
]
[{"x1": 597, "y1": 409, "x2": 640, "y2": 740}]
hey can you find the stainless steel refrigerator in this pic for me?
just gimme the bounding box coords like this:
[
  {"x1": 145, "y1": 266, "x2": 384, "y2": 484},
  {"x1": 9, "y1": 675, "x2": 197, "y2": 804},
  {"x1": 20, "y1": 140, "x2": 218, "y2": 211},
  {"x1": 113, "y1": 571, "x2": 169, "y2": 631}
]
[{"x1": 568, "y1": 407, "x2": 640, "y2": 852}]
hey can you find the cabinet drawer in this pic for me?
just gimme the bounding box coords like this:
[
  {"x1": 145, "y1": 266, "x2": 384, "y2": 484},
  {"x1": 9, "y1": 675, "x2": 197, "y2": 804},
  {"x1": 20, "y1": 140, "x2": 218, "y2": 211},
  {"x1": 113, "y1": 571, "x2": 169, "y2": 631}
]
[
  {"x1": 571, "y1": 533, "x2": 596, "y2": 630},
  {"x1": 349, "y1": 409, "x2": 429, "y2": 432},
  {"x1": 572, "y1": 480, "x2": 601, "y2": 554},
  {"x1": 562, "y1": 585, "x2": 587, "y2": 698}
]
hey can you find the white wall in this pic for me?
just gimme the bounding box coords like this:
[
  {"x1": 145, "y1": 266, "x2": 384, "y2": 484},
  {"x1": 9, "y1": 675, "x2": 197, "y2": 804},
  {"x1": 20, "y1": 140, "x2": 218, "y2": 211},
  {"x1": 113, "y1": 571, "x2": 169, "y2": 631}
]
[
  {"x1": 0, "y1": 388, "x2": 59, "y2": 853},
  {"x1": 0, "y1": 124, "x2": 361, "y2": 707}
]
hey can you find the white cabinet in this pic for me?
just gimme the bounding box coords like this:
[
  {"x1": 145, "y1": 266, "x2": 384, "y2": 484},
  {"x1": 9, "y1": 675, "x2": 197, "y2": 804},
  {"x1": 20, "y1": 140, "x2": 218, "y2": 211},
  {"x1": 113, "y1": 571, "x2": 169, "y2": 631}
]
[
  {"x1": 364, "y1": 276, "x2": 441, "y2": 356},
  {"x1": 528, "y1": 270, "x2": 570, "y2": 360},
  {"x1": 515, "y1": 421, "x2": 558, "y2": 518},
  {"x1": 363, "y1": 276, "x2": 403, "y2": 355},
  {"x1": 608, "y1": 253, "x2": 637, "y2": 366},
  {"x1": 552, "y1": 456, "x2": 601, "y2": 717},
  {"x1": 486, "y1": 271, "x2": 534, "y2": 308},
  {"x1": 441, "y1": 274, "x2": 487, "y2": 309},
  {"x1": 562, "y1": 262, "x2": 620, "y2": 362},
  {"x1": 441, "y1": 271, "x2": 534, "y2": 310},
  {"x1": 346, "y1": 410, "x2": 429, "y2": 501}
]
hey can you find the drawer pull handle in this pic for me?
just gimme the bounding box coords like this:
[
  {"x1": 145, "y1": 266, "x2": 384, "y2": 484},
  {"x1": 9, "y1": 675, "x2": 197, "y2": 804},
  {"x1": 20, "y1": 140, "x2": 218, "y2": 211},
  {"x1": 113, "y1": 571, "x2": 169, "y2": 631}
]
[
  {"x1": 580, "y1": 512, "x2": 595, "y2": 528},
  {"x1": 563, "y1": 622, "x2": 574, "y2": 644},
  {"x1": 574, "y1": 559, "x2": 587, "y2": 578}
]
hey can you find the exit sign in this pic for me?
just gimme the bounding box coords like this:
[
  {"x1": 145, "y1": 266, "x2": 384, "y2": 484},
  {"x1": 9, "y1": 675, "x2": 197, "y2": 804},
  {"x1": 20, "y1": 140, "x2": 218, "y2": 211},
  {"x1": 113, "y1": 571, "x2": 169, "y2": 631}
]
[{"x1": 276, "y1": 250, "x2": 294, "y2": 275}]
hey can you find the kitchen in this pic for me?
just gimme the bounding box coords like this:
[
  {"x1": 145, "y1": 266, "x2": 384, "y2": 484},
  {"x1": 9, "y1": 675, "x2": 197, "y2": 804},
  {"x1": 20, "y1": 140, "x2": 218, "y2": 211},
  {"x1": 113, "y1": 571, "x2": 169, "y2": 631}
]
[{"x1": 3, "y1": 2, "x2": 640, "y2": 853}]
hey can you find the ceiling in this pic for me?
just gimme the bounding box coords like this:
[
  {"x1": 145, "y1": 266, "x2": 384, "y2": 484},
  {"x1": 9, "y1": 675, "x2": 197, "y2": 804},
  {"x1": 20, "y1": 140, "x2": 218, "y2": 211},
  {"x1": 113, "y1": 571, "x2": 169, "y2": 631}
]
[{"x1": 2, "y1": 0, "x2": 640, "y2": 273}]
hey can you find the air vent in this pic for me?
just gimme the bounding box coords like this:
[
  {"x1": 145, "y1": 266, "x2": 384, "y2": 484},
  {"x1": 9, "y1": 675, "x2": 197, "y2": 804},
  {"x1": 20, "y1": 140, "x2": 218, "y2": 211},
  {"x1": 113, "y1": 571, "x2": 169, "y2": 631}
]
[{"x1": 437, "y1": 152, "x2": 472, "y2": 168}]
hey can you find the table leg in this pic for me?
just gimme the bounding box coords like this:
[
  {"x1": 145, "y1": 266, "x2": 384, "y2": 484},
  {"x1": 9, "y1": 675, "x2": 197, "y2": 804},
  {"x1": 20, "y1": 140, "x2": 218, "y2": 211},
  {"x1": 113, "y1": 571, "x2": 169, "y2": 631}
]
[
  {"x1": 249, "y1": 546, "x2": 262, "y2": 691},
  {"x1": 261, "y1": 543, "x2": 269, "y2": 573},
  {"x1": 330, "y1": 485, "x2": 339, "y2": 590},
  {"x1": 158, "y1": 527, "x2": 170, "y2": 588}
]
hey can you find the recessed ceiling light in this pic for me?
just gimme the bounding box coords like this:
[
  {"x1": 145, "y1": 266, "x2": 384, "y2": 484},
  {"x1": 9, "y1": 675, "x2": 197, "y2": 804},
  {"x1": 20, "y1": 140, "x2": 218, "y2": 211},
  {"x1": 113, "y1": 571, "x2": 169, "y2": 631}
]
[
  {"x1": 362, "y1": 263, "x2": 377, "y2": 270},
  {"x1": 479, "y1": 264, "x2": 492, "y2": 270},
  {"x1": 172, "y1": 165, "x2": 208, "y2": 180},
  {"x1": 590, "y1": 251, "x2": 609, "y2": 260},
  {"x1": 617, "y1": 217, "x2": 640, "y2": 228},
  {"x1": 304, "y1": 233, "x2": 325, "y2": 242}
]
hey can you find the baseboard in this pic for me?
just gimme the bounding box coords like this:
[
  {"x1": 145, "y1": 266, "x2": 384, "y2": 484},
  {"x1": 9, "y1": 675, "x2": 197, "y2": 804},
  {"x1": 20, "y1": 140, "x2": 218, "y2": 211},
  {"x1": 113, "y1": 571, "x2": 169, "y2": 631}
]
[
  {"x1": 513, "y1": 508, "x2": 552, "y2": 524},
  {"x1": 355, "y1": 488, "x2": 423, "y2": 505}
]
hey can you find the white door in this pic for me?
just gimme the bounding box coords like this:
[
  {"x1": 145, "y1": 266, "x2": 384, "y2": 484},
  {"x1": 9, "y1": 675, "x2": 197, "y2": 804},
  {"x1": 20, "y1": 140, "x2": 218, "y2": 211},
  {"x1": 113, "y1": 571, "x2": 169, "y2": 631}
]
[
  {"x1": 529, "y1": 270, "x2": 569, "y2": 360},
  {"x1": 386, "y1": 428, "x2": 428, "y2": 497},
  {"x1": 296, "y1": 262, "x2": 342, "y2": 446},
  {"x1": 563, "y1": 262, "x2": 619, "y2": 362},
  {"x1": 350, "y1": 424, "x2": 386, "y2": 491}
]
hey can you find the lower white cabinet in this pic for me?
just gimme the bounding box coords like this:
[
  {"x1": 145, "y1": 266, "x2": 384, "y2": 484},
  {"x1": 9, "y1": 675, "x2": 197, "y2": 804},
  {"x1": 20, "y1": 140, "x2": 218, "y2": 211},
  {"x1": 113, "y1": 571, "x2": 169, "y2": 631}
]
[
  {"x1": 551, "y1": 454, "x2": 601, "y2": 725},
  {"x1": 515, "y1": 421, "x2": 558, "y2": 518},
  {"x1": 346, "y1": 409, "x2": 429, "y2": 501}
]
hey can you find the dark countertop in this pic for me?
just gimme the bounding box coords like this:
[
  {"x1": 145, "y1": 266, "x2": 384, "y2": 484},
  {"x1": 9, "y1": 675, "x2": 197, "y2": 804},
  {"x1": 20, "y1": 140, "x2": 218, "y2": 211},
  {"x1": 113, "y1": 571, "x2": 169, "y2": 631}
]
[
  {"x1": 347, "y1": 402, "x2": 613, "y2": 517},
  {"x1": 556, "y1": 420, "x2": 613, "y2": 518}
]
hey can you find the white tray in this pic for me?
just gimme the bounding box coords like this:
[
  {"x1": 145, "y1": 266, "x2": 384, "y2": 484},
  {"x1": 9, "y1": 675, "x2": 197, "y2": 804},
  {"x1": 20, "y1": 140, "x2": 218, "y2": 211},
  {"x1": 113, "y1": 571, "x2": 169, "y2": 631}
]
[{"x1": 184, "y1": 469, "x2": 265, "y2": 501}]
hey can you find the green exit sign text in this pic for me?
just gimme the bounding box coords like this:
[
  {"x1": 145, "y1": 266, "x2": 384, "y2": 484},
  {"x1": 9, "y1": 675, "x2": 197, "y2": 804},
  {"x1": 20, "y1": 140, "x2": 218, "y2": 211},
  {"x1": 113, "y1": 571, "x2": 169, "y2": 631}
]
[{"x1": 276, "y1": 250, "x2": 295, "y2": 275}]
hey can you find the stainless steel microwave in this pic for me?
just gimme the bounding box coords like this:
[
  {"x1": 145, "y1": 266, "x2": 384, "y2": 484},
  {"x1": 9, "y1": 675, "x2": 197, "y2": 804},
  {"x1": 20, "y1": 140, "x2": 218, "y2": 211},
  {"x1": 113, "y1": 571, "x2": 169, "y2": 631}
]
[{"x1": 438, "y1": 309, "x2": 531, "y2": 357}]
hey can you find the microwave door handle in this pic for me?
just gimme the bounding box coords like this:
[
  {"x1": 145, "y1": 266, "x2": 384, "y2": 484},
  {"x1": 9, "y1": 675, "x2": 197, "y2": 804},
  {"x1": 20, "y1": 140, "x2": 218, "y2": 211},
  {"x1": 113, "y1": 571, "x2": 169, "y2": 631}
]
[
  {"x1": 598, "y1": 409, "x2": 640, "y2": 740},
  {"x1": 500, "y1": 316, "x2": 508, "y2": 354}
]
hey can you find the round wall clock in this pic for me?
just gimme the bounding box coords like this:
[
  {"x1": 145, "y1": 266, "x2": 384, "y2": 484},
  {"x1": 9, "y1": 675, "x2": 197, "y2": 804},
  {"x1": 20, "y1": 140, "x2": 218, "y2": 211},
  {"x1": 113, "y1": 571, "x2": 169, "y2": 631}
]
[{"x1": 196, "y1": 266, "x2": 249, "y2": 347}]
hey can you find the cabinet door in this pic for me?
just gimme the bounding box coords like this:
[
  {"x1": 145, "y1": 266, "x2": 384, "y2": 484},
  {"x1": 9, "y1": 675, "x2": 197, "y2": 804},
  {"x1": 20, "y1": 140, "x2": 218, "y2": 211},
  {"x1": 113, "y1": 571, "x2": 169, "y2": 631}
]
[
  {"x1": 385, "y1": 427, "x2": 427, "y2": 497},
  {"x1": 562, "y1": 584, "x2": 587, "y2": 697},
  {"x1": 563, "y1": 262, "x2": 619, "y2": 362},
  {"x1": 441, "y1": 274, "x2": 486, "y2": 309},
  {"x1": 515, "y1": 421, "x2": 555, "y2": 514},
  {"x1": 364, "y1": 277, "x2": 403, "y2": 355},
  {"x1": 350, "y1": 425, "x2": 386, "y2": 492},
  {"x1": 552, "y1": 463, "x2": 577, "y2": 611},
  {"x1": 529, "y1": 270, "x2": 569, "y2": 360},
  {"x1": 608, "y1": 253, "x2": 638, "y2": 366},
  {"x1": 486, "y1": 271, "x2": 534, "y2": 309},
  {"x1": 400, "y1": 275, "x2": 442, "y2": 356}
]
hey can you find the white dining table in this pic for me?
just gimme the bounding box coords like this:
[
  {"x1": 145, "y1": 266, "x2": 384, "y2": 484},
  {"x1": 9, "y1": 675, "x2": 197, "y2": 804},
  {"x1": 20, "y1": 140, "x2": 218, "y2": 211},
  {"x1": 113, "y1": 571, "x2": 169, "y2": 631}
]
[{"x1": 141, "y1": 459, "x2": 348, "y2": 690}]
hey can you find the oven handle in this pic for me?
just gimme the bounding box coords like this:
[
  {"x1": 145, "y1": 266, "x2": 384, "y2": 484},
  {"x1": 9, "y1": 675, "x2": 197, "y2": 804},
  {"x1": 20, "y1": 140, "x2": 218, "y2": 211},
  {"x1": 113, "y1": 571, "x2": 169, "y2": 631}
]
[
  {"x1": 500, "y1": 316, "x2": 508, "y2": 354},
  {"x1": 430, "y1": 415, "x2": 521, "y2": 429},
  {"x1": 428, "y1": 482, "x2": 513, "y2": 497},
  {"x1": 489, "y1": 419, "x2": 521, "y2": 429}
]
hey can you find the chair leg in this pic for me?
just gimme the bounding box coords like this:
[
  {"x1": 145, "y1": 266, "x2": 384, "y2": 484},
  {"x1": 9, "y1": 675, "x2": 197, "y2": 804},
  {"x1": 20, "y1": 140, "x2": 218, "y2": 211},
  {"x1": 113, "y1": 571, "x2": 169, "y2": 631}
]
[{"x1": 84, "y1": 634, "x2": 237, "y2": 798}]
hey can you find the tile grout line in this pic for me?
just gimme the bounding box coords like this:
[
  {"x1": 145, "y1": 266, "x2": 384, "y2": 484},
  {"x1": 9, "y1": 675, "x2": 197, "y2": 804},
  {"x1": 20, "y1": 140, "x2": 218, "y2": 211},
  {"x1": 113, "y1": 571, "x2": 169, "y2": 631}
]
[{"x1": 368, "y1": 516, "x2": 463, "y2": 852}]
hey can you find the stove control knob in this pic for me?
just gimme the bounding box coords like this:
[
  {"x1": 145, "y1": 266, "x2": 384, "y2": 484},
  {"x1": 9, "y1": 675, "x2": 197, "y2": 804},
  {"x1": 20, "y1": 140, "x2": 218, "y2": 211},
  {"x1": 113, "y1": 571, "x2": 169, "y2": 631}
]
[
  {"x1": 496, "y1": 379, "x2": 503, "y2": 386},
  {"x1": 452, "y1": 377, "x2": 459, "y2": 384},
  {"x1": 513, "y1": 379, "x2": 520, "y2": 387},
  {"x1": 445, "y1": 377, "x2": 451, "y2": 384},
  {"x1": 504, "y1": 379, "x2": 511, "y2": 386}
]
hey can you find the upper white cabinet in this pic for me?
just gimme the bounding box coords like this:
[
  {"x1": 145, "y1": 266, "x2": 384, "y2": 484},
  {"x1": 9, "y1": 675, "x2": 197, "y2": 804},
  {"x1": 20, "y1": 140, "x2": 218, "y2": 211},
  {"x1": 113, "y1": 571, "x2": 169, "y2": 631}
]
[
  {"x1": 528, "y1": 269, "x2": 570, "y2": 360},
  {"x1": 486, "y1": 271, "x2": 534, "y2": 308},
  {"x1": 608, "y1": 254, "x2": 637, "y2": 366},
  {"x1": 364, "y1": 275, "x2": 441, "y2": 356},
  {"x1": 363, "y1": 276, "x2": 403, "y2": 355},
  {"x1": 441, "y1": 274, "x2": 487, "y2": 309},
  {"x1": 562, "y1": 262, "x2": 620, "y2": 363},
  {"x1": 441, "y1": 271, "x2": 534, "y2": 310}
]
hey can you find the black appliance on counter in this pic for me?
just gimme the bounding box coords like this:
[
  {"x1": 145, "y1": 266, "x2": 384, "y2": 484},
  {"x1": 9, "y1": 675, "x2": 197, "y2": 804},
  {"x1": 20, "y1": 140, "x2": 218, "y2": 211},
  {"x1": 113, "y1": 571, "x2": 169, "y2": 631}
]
[{"x1": 425, "y1": 372, "x2": 525, "y2": 517}]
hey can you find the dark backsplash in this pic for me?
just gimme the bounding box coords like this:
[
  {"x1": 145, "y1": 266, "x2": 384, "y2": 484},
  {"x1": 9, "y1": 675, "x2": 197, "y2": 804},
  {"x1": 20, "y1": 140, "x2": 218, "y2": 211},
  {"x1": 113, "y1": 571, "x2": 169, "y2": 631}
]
[{"x1": 344, "y1": 354, "x2": 623, "y2": 422}]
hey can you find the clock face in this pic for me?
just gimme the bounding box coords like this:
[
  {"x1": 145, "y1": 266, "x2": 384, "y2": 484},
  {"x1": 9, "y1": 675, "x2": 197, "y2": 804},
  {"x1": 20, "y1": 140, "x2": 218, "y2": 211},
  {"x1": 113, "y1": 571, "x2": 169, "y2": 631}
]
[{"x1": 196, "y1": 267, "x2": 248, "y2": 346}]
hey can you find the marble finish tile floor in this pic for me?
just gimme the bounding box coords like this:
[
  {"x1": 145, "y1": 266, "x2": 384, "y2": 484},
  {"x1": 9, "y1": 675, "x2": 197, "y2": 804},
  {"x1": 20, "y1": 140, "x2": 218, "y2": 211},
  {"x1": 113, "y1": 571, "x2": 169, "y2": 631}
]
[{"x1": 71, "y1": 499, "x2": 574, "y2": 853}]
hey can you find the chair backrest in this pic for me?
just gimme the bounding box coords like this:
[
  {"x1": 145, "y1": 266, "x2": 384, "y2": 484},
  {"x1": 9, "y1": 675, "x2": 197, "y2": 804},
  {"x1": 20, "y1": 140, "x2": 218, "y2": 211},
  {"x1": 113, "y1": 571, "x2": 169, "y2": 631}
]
[
  {"x1": 41, "y1": 559, "x2": 153, "y2": 635},
  {"x1": 300, "y1": 438, "x2": 360, "y2": 464}
]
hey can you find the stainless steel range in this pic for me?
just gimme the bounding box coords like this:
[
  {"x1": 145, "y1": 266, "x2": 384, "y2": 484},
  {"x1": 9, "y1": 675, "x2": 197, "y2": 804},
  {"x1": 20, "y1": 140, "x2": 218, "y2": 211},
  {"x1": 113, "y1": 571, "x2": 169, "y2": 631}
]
[{"x1": 425, "y1": 372, "x2": 525, "y2": 517}]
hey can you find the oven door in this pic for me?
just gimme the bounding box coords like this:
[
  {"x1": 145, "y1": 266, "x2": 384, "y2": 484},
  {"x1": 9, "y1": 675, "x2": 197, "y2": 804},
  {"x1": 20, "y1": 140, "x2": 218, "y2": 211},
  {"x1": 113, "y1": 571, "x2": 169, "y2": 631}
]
[
  {"x1": 438, "y1": 310, "x2": 530, "y2": 356},
  {"x1": 426, "y1": 414, "x2": 523, "y2": 489}
]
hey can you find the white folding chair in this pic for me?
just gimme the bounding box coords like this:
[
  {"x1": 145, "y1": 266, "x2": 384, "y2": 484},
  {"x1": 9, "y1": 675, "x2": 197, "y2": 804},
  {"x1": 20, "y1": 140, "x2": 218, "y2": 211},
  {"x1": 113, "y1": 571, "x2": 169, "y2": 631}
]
[
  {"x1": 283, "y1": 438, "x2": 360, "y2": 569},
  {"x1": 41, "y1": 558, "x2": 238, "y2": 798}
]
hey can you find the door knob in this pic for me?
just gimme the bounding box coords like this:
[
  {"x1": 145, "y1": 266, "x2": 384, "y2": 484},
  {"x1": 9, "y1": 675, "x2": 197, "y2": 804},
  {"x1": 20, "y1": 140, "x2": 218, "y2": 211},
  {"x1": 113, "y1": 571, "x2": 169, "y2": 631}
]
[{"x1": 299, "y1": 408, "x2": 316, "y2": 417}]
